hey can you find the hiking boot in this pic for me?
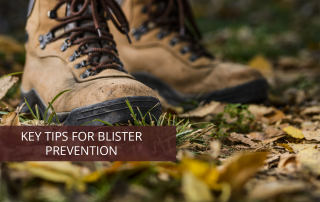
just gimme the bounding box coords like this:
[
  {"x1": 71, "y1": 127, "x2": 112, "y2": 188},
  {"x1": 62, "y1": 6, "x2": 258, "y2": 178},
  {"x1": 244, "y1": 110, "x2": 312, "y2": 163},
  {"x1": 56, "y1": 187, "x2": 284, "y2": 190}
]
[
  {"x1": 21, "y1": 0, "x2": 161, "y2": 125},
  {"x1": 110, "y1": 0, "x2": 268, "y2": 107}
]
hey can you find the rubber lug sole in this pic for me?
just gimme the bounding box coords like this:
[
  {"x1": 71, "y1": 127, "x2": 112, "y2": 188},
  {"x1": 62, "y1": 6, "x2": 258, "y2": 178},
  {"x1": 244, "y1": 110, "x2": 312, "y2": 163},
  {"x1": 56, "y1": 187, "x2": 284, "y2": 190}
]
[
  {"x1": 132, "y1": 72, "x2": 268, "y2": 108},
  {"x1": 20, "y1": 88, "x2": 162, "y2": 126}
]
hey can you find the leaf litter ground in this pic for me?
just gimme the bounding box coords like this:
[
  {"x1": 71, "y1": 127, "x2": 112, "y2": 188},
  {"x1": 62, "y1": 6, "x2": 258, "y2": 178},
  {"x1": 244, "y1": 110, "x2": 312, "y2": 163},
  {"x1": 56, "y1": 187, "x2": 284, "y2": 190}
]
[{"x1": 0, "y1": 30, "x2": 319, "y2": 202}]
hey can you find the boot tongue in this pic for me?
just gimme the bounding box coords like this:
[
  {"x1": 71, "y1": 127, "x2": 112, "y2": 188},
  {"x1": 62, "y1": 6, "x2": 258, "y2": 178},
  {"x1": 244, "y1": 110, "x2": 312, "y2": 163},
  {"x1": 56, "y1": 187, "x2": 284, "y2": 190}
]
[{"x1": 64, "y1": 3, "x2": 111, "y2": 64}]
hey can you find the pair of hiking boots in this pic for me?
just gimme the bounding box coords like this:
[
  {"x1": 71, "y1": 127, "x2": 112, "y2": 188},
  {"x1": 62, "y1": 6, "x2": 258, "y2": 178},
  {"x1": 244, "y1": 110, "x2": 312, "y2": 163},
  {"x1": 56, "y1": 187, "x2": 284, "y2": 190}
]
[{"x1": 22, "y1": 0, "x2": 267, "y2": 125}]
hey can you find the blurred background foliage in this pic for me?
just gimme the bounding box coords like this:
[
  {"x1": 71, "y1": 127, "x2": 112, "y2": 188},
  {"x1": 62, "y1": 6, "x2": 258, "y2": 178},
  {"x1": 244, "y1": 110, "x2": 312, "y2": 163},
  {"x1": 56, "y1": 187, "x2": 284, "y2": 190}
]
[{"x1": 0, "y1": 0, "x2": 319, "y2": 63}]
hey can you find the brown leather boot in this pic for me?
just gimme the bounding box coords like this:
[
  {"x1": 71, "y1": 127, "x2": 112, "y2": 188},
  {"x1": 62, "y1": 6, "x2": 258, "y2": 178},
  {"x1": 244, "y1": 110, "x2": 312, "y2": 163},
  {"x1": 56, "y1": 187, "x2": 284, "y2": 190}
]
[
  {"x1": 21, "y1": 0, "x2": 161, "y2": 125},
  {"x1": 111, "y1": 0, "x2": 268, "y2": 107}
]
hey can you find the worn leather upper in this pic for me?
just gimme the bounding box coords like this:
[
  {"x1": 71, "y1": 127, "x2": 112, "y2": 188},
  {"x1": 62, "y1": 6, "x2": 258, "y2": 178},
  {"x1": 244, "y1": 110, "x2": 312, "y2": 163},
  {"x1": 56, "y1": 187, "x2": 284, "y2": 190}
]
[
  {"x1": 22, "y1": 0, "x2": 157, "y2": 112},
  {"x1": 110, "y1": 0, "x2": 264, "y2": 95}
]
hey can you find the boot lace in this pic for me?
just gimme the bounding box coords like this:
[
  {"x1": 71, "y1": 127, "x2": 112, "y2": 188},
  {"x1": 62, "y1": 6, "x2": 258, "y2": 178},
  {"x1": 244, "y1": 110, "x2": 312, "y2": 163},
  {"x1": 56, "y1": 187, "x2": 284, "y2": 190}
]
[
  {"x1": 39, "y1": 0, "x2": 131, "y2": 78},
  {"x1": 132, "y1": 0, "x2": 213, "y2": 62}
]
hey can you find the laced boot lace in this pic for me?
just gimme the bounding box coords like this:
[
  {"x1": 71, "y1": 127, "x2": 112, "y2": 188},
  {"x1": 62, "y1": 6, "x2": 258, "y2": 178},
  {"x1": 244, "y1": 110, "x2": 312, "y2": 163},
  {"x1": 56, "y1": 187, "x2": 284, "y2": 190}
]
[
  {"x1": 132, "y1": 0, "x2": 213, "y2": 62},
  {"x1": 39, "y1": 0, "x2": 131, "y2": 78}
]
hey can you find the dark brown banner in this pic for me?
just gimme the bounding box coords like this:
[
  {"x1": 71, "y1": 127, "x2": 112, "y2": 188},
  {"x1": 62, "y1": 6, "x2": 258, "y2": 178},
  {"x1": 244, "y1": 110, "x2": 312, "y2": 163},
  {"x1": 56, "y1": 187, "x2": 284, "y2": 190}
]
[{"x1": 0, "y1": 126, "x2": 176, "y2": 161}]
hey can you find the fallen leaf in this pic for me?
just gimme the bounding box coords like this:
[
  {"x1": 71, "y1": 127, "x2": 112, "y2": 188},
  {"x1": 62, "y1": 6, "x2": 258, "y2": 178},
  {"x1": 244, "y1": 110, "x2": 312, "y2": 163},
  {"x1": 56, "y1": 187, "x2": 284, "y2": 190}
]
[
  {"x1": 302, "y1": 129, "x2": 320, "y2": 141},
  {"x1": 154, "y1": 91, "x2": 183, "y2": 114},
  {"x1": 248, "y1": 105, "x2": 274, "y2": 118},
  {"x1": 301, "y1": 106, "x2": 320, "y2": 116},
  {"x1": 265, "y1": 127, "x2": 284, "y2": 138},
  {"x1": 283, "y1": 126, "x2": 304, "y2": 139},
  {"x1": 290, "y1": 144, "x2": 319, "y2": 153},
  {"x1": 181, "y1": 158, "x2": 220, "y2": 190},
  {"x1": 261, "y1": 135, "x2": 286, "y2": 144},
  {"x1": 276, "y1": 143, "x2": 293, "y2": 152},
  {"x1": 230, "y1": 132, "x2": 260, "y2": 147},
  {"x1": 218, "y1": 152, "x2": 268, "y2": 195},
  {"x1": 249, "y1": 181, "x2": 305, "y2": 200},
  {"x1": 182, "y1": 171, "x2": 214, "y2": 202},
  {"x1": 265, "y1": 109, "x2": 287, "y2": 124},
  {"x1": 1, "y1": 112, "x2": 20, "y2": 126},
  {"x1": 0, "y1": 76, "x2": 19, "y2": 100},
  {"x1": 277, "y1": 154, "x2": 297, "y2": 173},
  {"x1": 248, "y1": 55, "x2": 274, "y2": 80},
  {"x1": 8, "y1": 162, "x2": 86, "y2": 192},
  {"x1": 296, "y1": 148, "x2": 320, "y2": 176},
  {"x1": 246, "y1": 132, "x2": 267, "y2": 141},
  {"x1": 179, "y1": 101, "x2": 220, "y2": 118},
  {"x1": 210, "y1": 141, "x2": 221, "y2": 159}
]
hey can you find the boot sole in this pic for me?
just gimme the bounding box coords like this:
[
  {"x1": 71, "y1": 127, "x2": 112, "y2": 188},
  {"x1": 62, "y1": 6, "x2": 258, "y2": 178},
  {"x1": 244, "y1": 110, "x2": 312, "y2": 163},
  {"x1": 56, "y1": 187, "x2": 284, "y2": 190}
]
[
  {"x1": 132, "y1": 72, "x2": 268, "y2": 108},
  {"x1": 20, "y1": 88, "x2": 162, "y2": 126}
]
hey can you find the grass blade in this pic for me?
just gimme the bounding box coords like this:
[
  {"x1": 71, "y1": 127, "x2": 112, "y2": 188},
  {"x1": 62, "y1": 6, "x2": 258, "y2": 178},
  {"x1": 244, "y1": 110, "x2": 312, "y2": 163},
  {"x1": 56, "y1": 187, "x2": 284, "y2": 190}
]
[
  {"x1": 43, "y1": 89, "x2": 72, "y2": 121},
  {"x1": 0, "y1": 72, "x2": 23, "y2": 80},
  {"x1": 24, "y1": 97, "x2": 38, "y2": 120},
  {"x1": 0, "y1": 101, "x2": 6, "y2": 108},
  {"x1": 35, "y1": 104, "x2": 40, "y2": 120},
  {"x1": 48, "y1": 102, "x2": 60, "y2": 124}
]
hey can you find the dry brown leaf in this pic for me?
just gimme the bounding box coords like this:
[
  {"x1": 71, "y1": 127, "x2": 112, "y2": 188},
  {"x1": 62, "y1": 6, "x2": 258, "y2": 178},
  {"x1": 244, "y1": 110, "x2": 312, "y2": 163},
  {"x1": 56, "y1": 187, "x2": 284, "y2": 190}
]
[
  {"x1": 230, "y1": 132, "x2": 260, "y2": 147},
  {"x1": 277, "y1": 154, "x2": 297, "y2": 173},
  {"x1": 261, "y1": 135, "x2": 286, "y2": 144},
  {"x1": 296, "y1": 148, "x2": 320, "y2": 176},
  {"x1": 249, "y1": 181, "x2": 305, "y2": 200},
  {"x1": 248, "y1": 105, "x2": 274, "y2": 118},
  {"x1": 301, "y1": 106, "x2": 320, "y2": 116},
  {"x1": 0, "y1": 76, "x2": 19, "y2": 100},
  {"x1": 265, "y1": 109, "x2": 287, "y2": 124},
  {"x1": 179, "y1": 101, "x2": 220, "y2": 118},
  {"x1": 302, "y1": 129, "x2": 320, "y2": 141},
  {"x1": 283, "y1": 126, "x2": 304, "y2": 139},
  {"x1": 218, "y1": 152, "x2": 268, "y2": 194},
  {"x1": 1, "y1": 112, "x2": 20, "y2": 126},
  {"x1": 265, "y1": 127, "x2": 284, "y2": 138},
  {"x1": 246, "y1": 132, "x2": 267, "y2": 141},
  {"x1": 154, "y1": 91, "x2": 183, "y2": 114}
]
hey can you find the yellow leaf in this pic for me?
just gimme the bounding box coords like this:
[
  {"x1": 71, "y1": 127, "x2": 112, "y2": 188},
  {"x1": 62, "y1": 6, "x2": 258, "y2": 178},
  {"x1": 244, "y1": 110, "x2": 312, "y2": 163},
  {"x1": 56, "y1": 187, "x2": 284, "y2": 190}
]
[
  {"x1": 276, "y1": 143, "x2": 293, "y2": 152},
  {"x1": 297, "y1": 148, "x2": 320, "y2": 176},
  {"x1": 1, "y1": 112, "x2": 20, "y2": 126},
  {"x1": 8, "y1": 162, "x2": 86, "y2": 192},
  {"x1": 181, "y1": 158, "x2": 220, "y2": 190},
  {"x1": 283, "y1": 126, "x2": 304, "y2": 139},
  {"x1": 218, "y1": 152, "x2": 268, "y2": 195},
  {"x1": 182, "y1": 171, "x2": 214, "y2": 202},
  {"x1": 248, "y1": 55, "x2": 274, "y2": 79}
]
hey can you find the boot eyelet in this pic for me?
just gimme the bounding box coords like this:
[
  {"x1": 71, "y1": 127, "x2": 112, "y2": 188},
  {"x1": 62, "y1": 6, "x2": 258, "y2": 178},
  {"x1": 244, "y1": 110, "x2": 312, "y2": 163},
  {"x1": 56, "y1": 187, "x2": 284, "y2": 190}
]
[
  {"x1": 169, "y1": 37, "x2": 178, "y2": 46},
  {"x1": 157, "y1": 30, "x2": 166, "y2": 40},
  {"x1": 141, "y1": 6, "x2": 147, "y2": 13},
  {"x1": 132, "y1": 24, "x2": 148, "y2": 40},
  {"x1": 47, "y1": 10, "x2": 57, "y2": 19},
  {"x1": 69, "y1": 50, "x2": 82, "y2": 62},
  {"x1": 61, "y1": 38, "x2": 72, "y2": 52},
  {"x1": 45, "y1": 32, "x2": 53, "y2": 43},
  {"x1": 180, "y1": 46, "x2": 189, "y2": 54},
  {"x1": 75, "y1": 64, "x2": 82, "y2": 69},
  {"x1": 189, "y1": 54, "x2": 198, "y2": 62},
  {"x1": 38, "y1": 35, "x2": 44, "y2": 42}
]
